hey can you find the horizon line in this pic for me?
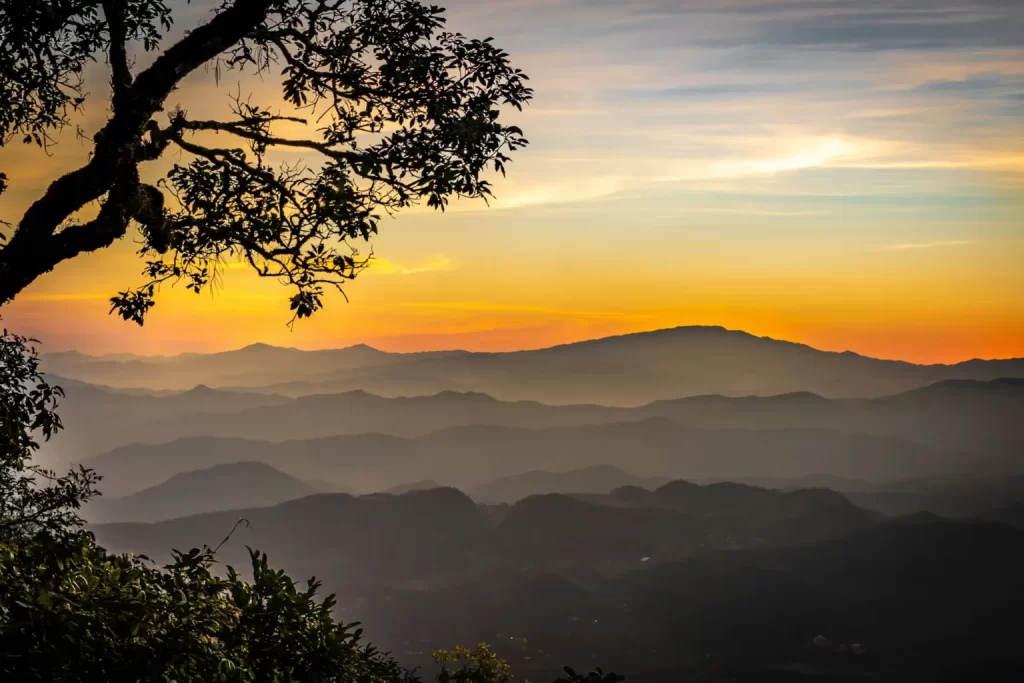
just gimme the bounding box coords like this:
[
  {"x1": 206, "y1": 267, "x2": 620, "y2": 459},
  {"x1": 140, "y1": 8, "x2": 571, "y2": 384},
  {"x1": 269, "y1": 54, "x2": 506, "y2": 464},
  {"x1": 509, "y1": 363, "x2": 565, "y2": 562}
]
[{"x1": 41, "y1": 324, "x2": 1024, "y2": 367}]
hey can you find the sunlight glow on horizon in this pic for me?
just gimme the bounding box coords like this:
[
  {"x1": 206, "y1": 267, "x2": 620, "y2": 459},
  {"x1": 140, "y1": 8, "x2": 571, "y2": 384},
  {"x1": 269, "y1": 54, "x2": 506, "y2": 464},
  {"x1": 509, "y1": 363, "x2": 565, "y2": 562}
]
[{"x1": 1, "y1": 0, "x2": 1022, "y2": 364}]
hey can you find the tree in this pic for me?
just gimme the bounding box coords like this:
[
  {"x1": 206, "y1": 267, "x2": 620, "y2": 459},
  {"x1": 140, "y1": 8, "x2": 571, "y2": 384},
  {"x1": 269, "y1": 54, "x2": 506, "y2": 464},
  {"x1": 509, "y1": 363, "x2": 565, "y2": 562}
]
[
  {"x1": 435, "y1": 644, "x2": 513, "y2": 683},
  {"x1": 0, "y1": 328, "x2": 98, "y2": 545},
  {"x1": 0, "y1": 0, "x2": 531, "y2": 322}
]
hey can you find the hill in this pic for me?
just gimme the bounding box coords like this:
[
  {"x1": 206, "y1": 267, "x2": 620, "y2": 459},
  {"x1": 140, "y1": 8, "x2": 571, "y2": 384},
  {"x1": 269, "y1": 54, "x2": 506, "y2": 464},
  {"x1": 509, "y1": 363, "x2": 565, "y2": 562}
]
[
  {"x1": 40, "y1": 378, "x2": 291, "y2": 462},
  {"x1": 471, "y1": 465, "x2": 670, "y2": 503},
  {"x1": 50, "y1": 377, "x2": 1024, "y2": 474},
  {"x1": 86, "y1": 433, "x2": 415, "y2": 497},
  {"x1": 382, "y1": 479, "x2": 444, "y2": 495},
  {"x1": 84, "y1": 462, "x2": 316, "y2": 523},
  {"x1": 362, "y1": 516, "x2": 1024, "y2": 682},
  {"x1": 40, "y1": 342, "x2": 400, "y2": 390},
  {"x1": 93, "y1": 488, "x2": 484, "y2": 588},
  {"x1": 91, "y1": 480, "x2": 877, "y2": 580},
  {"x1": 85, "y1": 419, "x2": 948, "y2": 498},
  {"x1": 91, "y1": 486, "x2": 1024, "y2": 681},
  {"x1": 981, "y1": 501, "x2": 1024, "y2": 530}
]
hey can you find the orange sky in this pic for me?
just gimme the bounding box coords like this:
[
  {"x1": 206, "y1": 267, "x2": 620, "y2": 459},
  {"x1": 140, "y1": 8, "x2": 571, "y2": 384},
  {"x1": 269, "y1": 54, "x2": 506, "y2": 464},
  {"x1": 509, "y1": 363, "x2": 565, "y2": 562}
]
[{"x1": 2, "y1": 0, "x2": 1023, "y2": 364}]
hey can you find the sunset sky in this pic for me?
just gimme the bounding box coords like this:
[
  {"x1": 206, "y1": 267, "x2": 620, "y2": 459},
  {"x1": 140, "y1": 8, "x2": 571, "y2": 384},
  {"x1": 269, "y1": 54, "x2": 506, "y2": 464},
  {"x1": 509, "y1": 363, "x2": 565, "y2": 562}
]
[{"x1": 2, "y1": 0, "x2": 1022, "y2": 362}]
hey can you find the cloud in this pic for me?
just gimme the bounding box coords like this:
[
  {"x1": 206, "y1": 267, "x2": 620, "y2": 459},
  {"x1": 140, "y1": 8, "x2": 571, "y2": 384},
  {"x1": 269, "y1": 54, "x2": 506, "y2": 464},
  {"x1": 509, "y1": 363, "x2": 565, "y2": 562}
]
[{"x1": 880, "y1": 240, "x2": 976, "y2": 251}]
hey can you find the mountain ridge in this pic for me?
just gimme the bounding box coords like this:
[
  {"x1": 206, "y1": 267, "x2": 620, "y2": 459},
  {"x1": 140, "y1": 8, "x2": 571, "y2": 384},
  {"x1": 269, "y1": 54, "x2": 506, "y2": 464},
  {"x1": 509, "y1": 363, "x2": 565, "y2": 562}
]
[
  {"x1": 41, "y1": 326, "x2": 1024, "y2": 405},
  {"x1": 52, "y1": 376, "x2": 1023, "y2": 486},
  {"x1": 85, "y1": 461, "x2": 316, "y2": 523},
  {"x1": 50, "y1": 325, "x2": 1024, "y2": 367}
]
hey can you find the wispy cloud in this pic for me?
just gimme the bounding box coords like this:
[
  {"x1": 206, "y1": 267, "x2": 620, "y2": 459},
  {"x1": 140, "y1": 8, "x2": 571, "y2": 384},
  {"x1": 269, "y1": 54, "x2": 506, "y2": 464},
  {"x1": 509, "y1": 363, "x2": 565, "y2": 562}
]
[{"x1": 880, "y1": 240, "x2": 976, "y2": 251}]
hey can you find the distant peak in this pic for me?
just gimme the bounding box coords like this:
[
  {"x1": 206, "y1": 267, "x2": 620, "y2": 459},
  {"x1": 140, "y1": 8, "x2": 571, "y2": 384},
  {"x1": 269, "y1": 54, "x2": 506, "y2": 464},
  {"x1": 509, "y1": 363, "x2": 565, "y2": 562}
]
[
  {"x1": 344, "y1": 343, "x2": 382, "y2": 353},
  {"x1": 668, "y1": 324, "x2": 732, "y2": 334},
  {"x1": 432, "y1": 389, "x2": 497, "y2": 401},
  {"x1": 770, "y1": 391, "x2": 828, "y2": 402},
  {"x1": 895, "y1": 511, "x2": 945, "y2": 525},
  {"x1": 898, "y1": 377, "x2": 1024, "y2": 397},
  {"x1": 239, "y1": 342, "x2": 281, "y2": 351}
]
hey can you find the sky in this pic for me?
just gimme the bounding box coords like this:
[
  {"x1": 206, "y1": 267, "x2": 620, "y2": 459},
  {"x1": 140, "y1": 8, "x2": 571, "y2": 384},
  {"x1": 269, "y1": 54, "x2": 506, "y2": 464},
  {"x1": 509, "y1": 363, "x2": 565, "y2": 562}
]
[{"x1": 2, "y1": 0, "x2": 1023, "y2": 363}]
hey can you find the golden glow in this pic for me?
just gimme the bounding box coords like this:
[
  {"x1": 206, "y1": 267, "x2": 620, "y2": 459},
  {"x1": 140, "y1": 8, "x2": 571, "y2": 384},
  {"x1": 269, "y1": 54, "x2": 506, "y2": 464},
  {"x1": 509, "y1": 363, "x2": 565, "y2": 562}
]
[{"x1": 1, "y1": 1, "x2": 1023, "y2": 364}]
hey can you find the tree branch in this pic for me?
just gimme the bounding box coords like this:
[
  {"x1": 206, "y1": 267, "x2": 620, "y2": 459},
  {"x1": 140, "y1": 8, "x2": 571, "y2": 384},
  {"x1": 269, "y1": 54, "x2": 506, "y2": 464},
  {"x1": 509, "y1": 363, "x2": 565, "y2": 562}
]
[
  {"x1": 101, "y1": 0, "x2": 131, "y2": 111},
  {"x1": 0, "y1": 0, "x2": 277, "y2": 304},
  {"x1": 180, "y1": 118, "x2": 352, "y2": 160}
]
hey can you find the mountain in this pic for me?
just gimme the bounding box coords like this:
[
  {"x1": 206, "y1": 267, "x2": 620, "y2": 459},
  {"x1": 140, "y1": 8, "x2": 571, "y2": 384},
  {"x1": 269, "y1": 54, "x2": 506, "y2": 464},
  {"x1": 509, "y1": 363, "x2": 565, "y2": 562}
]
[
  {"x1": 487, "y1": 482, "x2": 878, "y2": 567},
  {"x1": 633, "y1": 377, "x2": 1024, "y2": 459},
  {"x1": 51, "y1": 376, "x2": 1024, "y2": 473},
  {"x1": 382, "y1": 480, "x2": 444, "y2": 495},
  {"x1": 699, "y1": 473, "x2": 1024, "y2": 519},
  {"x1": 983, "y1": 502, "x2": 1024, "y2": 530},
  {"x1": 91, "y1": 485, "x2": 1024, "y2": 682},
  {"x1": 306, "y1": 478, "x2": 353, "y2": 494},
  {"x1": 39, "y1": 377, "x2": 291, "y2": 463},
  {"x1": 471, "y1": 465, "x2": 670, "y2": 503},
  {"x1": 91, "y1": 480, "x2": 877, "y2": 582},
  {"x1": 488, "y1": 493, "x2": 704, "y2": 569},
  {"x1": 840, "y1": 475, "x2": 1024, "y2": 518},
  {"x1": 93, "y1": 488, "x2": 483, "y2": 588},
  {"x1": 48, "y1": 384, "x2": 623, "y2": 461},
  {"x1": 40, "y1": 342, "x2": 400, "y2": 391},
  {"x1": 121, "y1": 389, "x2": 619, "y2": 445},
  {"x1": 84, "y1": 462, "x2": 316, "y2": 523},
  {"x1": 43, "y1": 326, "x2": 1024, "y2": 405},
  {"x1": 85, "y1": 433, "x2": 415, "y2": 497},
  {"x1": 633, "y1": 480, "x2": 882, "y2": 546},
  {"x1": 85, "y1": 419, "x2": 949, "y2": 498},
  {"x1": 361, "y1": 515, "x2": 1024, "y2": 682}
]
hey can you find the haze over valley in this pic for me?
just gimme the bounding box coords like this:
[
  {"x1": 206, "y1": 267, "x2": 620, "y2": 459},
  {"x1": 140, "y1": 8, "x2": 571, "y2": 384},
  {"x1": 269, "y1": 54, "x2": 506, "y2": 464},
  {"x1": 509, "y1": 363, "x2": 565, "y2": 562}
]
[{"x1": 34, "y1": 326, "x2": 1024, "y2": 681}]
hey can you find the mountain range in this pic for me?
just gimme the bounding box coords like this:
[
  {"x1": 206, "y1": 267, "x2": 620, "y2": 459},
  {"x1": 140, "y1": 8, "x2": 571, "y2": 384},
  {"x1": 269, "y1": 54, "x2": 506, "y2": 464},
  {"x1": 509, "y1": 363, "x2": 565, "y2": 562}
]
[
  {"x1": 50, "y1": 324, "x2": 1024, "y2": 681},
  {"x1": 85, "y1": 419, "x2": 955, "y2": 498},
  {"x1": 50, "y1": 375, "x2": 1023, "y2": 491},
  {"x1": 42, "y1": 326, "x2": 1024, "y2": 405},
  {"x1": 470, "y1": 464, "x2": 670, "y2": 503},
  {"x1": 90, "y1": 484, "x2": 1024, "y2": 681},
  {"x1": 91, "y1": 481, "x2": 882, "y2": 584},
  {"x1": 44, "y1": 366, "x2": 1024, "y2": 473}
]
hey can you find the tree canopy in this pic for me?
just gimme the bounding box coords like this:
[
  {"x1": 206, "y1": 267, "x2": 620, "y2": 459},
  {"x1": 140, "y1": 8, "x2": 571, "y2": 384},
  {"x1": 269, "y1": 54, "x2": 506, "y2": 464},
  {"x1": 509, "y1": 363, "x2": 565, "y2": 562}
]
[{"x1": 0, "y1": 0, "x2": 531, "y2": 322}]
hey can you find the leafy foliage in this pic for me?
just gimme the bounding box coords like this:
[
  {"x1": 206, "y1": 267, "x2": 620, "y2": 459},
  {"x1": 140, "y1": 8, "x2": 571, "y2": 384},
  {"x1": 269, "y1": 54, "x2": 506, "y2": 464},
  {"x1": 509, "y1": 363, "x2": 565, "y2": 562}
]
[
  {"x1": 435, "y1": 644, "x2": 513, "y2": 683},
  {"x1": 555, "y1": 667, "x2": 624, "y2": 683},
  {"x1": 0, "y1": 328, "x2": 97, "y2": 544},
  {"x1": 0, "y1": 0, "x2": 532, "y2": 321},
  {"x1": 1, "y1": 537, "x2": 421, "y2": 682}
]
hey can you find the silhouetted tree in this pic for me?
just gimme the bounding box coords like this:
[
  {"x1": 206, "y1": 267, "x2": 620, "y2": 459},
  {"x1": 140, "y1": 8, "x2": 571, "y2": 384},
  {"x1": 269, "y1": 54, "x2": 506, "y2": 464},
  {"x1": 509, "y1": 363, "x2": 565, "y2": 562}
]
[{"x1": 0, "y1": 0, "x2": 531, "y2": 321}]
